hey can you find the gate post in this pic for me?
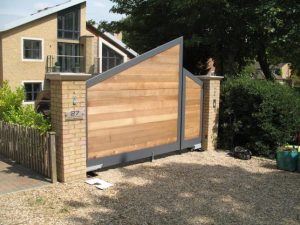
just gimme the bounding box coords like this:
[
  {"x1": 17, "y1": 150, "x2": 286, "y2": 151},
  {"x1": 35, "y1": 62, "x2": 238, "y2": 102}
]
[
  {"x1": 46, "y1": 73, "x2": 91, "y2": 182},
  {"x1": 198, "y1": 75, "x2": 223, "y2": 151}
]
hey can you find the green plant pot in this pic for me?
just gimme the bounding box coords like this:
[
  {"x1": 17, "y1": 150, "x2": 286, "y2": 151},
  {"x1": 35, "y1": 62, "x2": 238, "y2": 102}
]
[{"x1": 276, "y1": 149, "x2": 298, "y2": 172}]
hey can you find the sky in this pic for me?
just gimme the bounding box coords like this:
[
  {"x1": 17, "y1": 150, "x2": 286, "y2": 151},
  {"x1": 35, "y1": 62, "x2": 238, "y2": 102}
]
[{"x1": 0, "y1": 0, "x2": 123, "y2": 25}]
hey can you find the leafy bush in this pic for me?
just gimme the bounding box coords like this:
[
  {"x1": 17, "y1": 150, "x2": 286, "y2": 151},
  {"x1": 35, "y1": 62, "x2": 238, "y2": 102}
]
[
  {"x1": 0, "y1": 81, "x2": 50, "y2": 132},
  {"x1": 218, "y1": 77, "x2": 300, "y2": 156}
]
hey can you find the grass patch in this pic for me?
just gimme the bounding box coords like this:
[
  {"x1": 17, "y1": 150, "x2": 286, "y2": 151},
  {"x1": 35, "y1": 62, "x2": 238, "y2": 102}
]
[
  {"x1": 28, "y1": 196, "x2": 46, "y2": 206},
  {"x1": 60, "y1": 206, "x2": 70, "y2": 214}
]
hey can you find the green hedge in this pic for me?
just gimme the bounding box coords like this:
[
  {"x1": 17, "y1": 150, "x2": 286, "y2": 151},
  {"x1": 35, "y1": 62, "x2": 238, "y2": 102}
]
[
  {"x1": 218, "y1": 77, "x2": 300, "y2": 156},
  {"x1": 0, "y1": 81, "x2": 50, "y2": 133}
]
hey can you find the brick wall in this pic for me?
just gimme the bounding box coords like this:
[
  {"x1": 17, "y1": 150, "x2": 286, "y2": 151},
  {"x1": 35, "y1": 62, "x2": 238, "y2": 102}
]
[
  {"x1": 200, "y1": 76, "x2": 223, "y2": 151},
  {"x1": 49, "y1": 77, "x2": 89, "y2": 182}
]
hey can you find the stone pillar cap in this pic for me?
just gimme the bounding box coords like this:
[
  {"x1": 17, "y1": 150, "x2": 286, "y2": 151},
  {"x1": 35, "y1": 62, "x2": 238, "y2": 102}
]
[
  {"x1": 46, "y1": 73, "x2": 92, "y2": 81},
  {"x1": 195, "y1": 75, "x2": 224, "y2": 80}
]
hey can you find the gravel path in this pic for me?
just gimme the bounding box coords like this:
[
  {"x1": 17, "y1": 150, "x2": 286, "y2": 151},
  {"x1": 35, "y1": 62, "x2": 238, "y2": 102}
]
[{"x1": 0, "y1": 150, "x2": 299, "y2": 225}]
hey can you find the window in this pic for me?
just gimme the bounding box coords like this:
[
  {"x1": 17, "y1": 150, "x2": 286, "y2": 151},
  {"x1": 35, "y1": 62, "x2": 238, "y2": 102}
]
[
  {"x1": 58, "y1": 6, "x2": 80, "y2": 40},
  {"x1": 22, "y1": 39, "x2": 43, "y2": 60},
  {"x1": 102, "y1": 44, "x2": 124, "y2": 72},
  {"x1": 23, "y1": 82, "x2": 42, "y2": 102},
  {"x1": 57, "y1": 43, "x2": 81, "y2": 72}
]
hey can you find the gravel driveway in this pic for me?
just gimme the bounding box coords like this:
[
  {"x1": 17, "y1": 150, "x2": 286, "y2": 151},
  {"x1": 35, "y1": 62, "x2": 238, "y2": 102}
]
[{"x1": 0, "y1": 150, "x2": 299, "y2": 225}]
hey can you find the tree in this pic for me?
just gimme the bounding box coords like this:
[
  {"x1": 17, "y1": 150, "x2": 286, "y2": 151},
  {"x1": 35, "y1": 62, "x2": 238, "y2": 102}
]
[
  {"x1": 0, "y1": 82, "x2": 50, "y2": 132},
  {"x1": 99, "y1": 0, "x2": 300, "y2": 78},
  {"x1": 87, "y1": 19, "x2": 97, "y2": 27}
]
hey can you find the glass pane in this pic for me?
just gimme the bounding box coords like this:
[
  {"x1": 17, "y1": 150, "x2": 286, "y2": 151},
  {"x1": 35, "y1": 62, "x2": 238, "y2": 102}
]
[
  {"x1": 74, "y1": 10, "x2": 79, "y2": 31},
  {"x1": 57, "y1": 7, "x2": 80, "y2": 40},
  {"x1": 109, "y1": 58, "x2": 115, "y2": 69},
  {"x1": 64, "y1": 12, "x2": 74, "y2": 30},
  {"x1": 102, "y1": 58, "x2": 108, "y2": 72},
  {"x1": 58, "y1": 30, "x2": 63, "y2": 38},
  {"x1": 33, "y1": 41, "x2": 41, "y2": 49},
  {"x1": 33, "y1": 83, "x2": 41, "y2": 92},
  {"x1": 26, "y1": 93, "x2": 32, "y2": 101},
  {"x1": 64, "y1": 44, "x2": 73, "y2": 55},
  {"x1": 57, "y1": 43, "x2": 81, "y2": 72},
  {"x1": 102, "y1": 44, "x2": 124, "y2": 70},
  {"x1": 32, "y1": 50, "x2": 40, "y2": 59},
  {"x1": 102, "y1": 44, "x2": 109, "y2": 58},
  {"x1": 24, "y1": 40, "x2": 31, "y2": 49},
  {"x1": 75, "y1": 44, "x2": 80, "y2": 56},
  {"x1": 116, "y1": 57, "x2": 123, "y2": 66},
  {"x1": 23, "y1": 40, "x2": 41, "y2": 59},
  {"x1": 24, "y1": 83, "x2": 42, "y2": 101},
  {"x1": 74, "y1": 32, "x2": 79, "y2": 39},
  {"x1": 24, "y1": 83, "x2": 32, "y2": 92},
  {"x1": 64, "y1": 31, "x2": 74, "y2": 39},
  {"x1": 24, "y1": 50, "x2": 31, "y2": 58},
  {"x1": 58, "y1": 16, "x2": 63, "y2": 30},
  {"x1": 58, "y1": 43, "x2": 63, "y2": 55}
]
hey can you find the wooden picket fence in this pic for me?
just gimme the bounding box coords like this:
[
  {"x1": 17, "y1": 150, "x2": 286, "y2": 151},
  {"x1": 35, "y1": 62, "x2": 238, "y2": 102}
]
[{"x1": 0, "y1": 121, "x2": 57, "y2": 183}]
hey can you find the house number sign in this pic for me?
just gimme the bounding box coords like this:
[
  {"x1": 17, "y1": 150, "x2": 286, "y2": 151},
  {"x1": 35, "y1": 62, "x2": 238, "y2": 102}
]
[{"x1": 65, "y1": 110, "x2": 85, "y2": 121}]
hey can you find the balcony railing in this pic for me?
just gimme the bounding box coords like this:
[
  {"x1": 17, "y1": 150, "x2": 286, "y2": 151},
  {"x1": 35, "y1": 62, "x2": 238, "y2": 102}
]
[{"x1": 46, "y1": 55, "x2": 85, "y2": 73}]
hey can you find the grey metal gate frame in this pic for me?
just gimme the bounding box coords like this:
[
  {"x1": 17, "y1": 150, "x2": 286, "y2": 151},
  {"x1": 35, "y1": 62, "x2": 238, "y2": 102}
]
[
  {"x1": 86, "y1": 37, "x2": 203, "y2": 171},
  {"x1": 181, "y1": 68, "x2": 203, "y2": 149}
]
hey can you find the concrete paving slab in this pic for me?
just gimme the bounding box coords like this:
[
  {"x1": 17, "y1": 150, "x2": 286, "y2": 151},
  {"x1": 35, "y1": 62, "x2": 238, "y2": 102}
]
[{"x1": 0, "y1": 155, "x2": 50, "y2": 195}]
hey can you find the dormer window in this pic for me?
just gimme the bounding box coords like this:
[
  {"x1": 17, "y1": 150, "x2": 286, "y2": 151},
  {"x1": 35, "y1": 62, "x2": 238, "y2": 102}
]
[{"x1": 57, "y1": 6, "x2": 80, "y2": 40}]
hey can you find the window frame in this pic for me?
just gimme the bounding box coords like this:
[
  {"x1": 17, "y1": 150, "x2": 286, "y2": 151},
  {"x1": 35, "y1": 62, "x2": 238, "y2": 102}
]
[
  {"x1": 21, "y1": 80, "x2": 44, "y2": 104},
  {"x1": 57, "y1": 6, "x2": 80, "y2": 40},
  {"x1": 21, "y1": 37, "x2": 44, "y2": 62},
  {"x1": 57, "y1": 42, "x2": 81, "y2": 72},
  {"x1": 99, "y1": 38, "x2": 127, "y2": 73}
]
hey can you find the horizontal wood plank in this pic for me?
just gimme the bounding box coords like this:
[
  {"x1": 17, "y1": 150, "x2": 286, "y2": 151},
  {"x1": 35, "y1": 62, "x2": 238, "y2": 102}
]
[
  {"x1": 88, "y1": 136, "x2": 177, "y2": 159},
  {"x1": 88, "y1": 95, "x2": 178, "y2": 107},
  {"x1": 87, "y1": 43, "x2": 180, "y2": 159},
  {"x1": 88, "y1": 82, "x2": 179, "y2": 91},
  {"x1": 88, "y1": 106, "x2": 178, "y2": 123},
  {"x1": 89, "y1": 121, "x2": 177, "y2": 151},
  {"x1": 88, "y1": 113, "x2": 178, "y2": 130},
  {"x1": 184, "y1": 76, "x2": 202, "y2": 140},
  {"x1": 88, "y1": 89, "x2": 178, "y2": 98}
]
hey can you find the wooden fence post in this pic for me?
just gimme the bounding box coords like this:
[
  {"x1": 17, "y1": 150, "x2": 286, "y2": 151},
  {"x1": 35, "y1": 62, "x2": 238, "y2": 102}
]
[{"x1": 49, "y1": 132, "x2": 57, "y2": 183}]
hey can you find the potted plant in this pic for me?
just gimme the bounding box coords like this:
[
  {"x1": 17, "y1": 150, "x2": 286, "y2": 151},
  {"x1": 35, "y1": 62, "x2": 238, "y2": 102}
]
[
  {"x1": 54, "y1": 62, "x2": 60, "y2": 72},
  {"x1": 276, "y1": 145, "x2": 299, "y2": 172}
]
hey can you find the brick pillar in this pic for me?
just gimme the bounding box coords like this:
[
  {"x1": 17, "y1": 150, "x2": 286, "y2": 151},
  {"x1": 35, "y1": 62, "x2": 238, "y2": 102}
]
[
  {"x1": 46, "y1": 74, "x2": 91, "y2": 182},
  {"x1": 198, "y1": 75, "x2": 223, "y2": 151},
  {"x1": 80, "y1": 35, "x2": 94, "y2": 74}
]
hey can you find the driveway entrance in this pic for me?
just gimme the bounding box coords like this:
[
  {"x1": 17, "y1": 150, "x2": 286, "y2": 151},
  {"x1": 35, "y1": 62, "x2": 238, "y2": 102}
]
[{"x1": 0, "y1": 155, "x2": 49, "y2": 195}]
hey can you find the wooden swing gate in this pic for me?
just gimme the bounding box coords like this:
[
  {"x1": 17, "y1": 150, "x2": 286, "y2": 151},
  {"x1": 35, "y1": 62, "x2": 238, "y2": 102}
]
[{"x1": 86, "y1": 38, "x2": 203, "y2": 171}]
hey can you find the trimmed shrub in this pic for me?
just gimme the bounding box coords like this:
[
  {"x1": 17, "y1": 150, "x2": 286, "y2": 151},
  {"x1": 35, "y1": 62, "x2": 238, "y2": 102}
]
[
  {"x1": 218, "y1": 77, "x2": 300, "y2": 156},
  {"x1": 0, "y1": 81, "x2": 50, "y2": 132}
]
